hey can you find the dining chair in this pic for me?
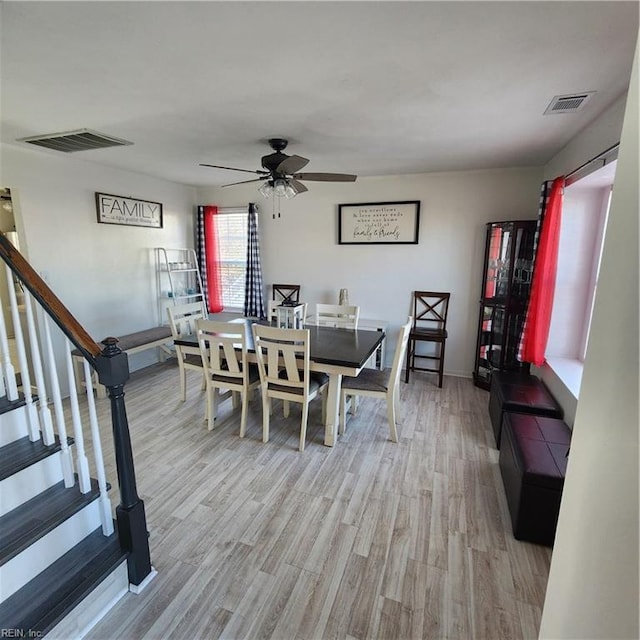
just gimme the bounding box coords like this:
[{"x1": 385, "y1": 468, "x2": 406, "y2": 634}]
[
  {"x1": 405, "y1": 291, "x2": 450, "y2": 387},
  {"x1": 166, "y1": 302, "x2": 207, "y2": 401},
  {"x1": 312, "y1": 303, "x2": 360, "y2": 329},
  {"x1": 339, "y1": 318, "x2": 412, "y2": 442},
  {"x1": 252, "y1": 324, "x2": 327, "y2": 452},
  {"x1": 272, "y1": 284, "x2": 301, "y2": 305},
  {"x1": 196, "y1": 319, "x2": 261, "y2": 436}
]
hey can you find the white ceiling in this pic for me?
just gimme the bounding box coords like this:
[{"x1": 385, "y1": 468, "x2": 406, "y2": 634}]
[{"x1": 1, "y1": 2, "x2": 637, "y2": 188}]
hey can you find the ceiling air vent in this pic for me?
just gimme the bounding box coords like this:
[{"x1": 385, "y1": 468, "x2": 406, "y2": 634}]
[
  {"x1": 544, "y1": 92, "x2": 595, "y2": 115},
  {"x1": 17, "y1": 128, "x2": 133, "y2": 152}
]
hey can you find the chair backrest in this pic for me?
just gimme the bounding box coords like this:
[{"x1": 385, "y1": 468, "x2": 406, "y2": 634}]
[
  {"x1": 252, "y1": 325, "x2": 310, "y2": 397},
  {"x1": 167, "y1": 302, "x2": 206, "y2": 339},
  {"x1": 196, "y1": 319, "x2": 248, "y2": 384},
  {"x1": 272, "y1": 284, "x2": 301, "y2": 304},
  {"x1": 411, "y1": 292, "x2": 450, "y2": 332},
  {"x1": 390, "y1": 318, "x2": 413, "y2": 390},
  {"x1": 313, "y1": 303, "x2": 360, "y2": 329}
]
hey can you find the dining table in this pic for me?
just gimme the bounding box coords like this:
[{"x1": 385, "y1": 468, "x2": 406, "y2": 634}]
[{"x1": 174, "y1": 317, "x2": 386, "y2": 447}]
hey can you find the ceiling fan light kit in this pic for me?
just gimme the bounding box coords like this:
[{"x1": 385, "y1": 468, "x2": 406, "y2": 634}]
[{"x1": 200, "y1": 138, "x2": 357, "y2": 203}]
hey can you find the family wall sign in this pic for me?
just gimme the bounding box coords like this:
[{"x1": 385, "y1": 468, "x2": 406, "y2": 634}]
[{"x1": 95, "y1": 192, "x2": 163, "y2": 228}]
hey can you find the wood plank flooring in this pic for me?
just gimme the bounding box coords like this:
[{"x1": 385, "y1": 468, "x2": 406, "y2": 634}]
[{"x1": 81, "y1": 361, "x2": 551, "y2": 640}]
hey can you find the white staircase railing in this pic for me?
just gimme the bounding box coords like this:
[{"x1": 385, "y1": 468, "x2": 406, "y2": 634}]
[
  {"x1": 0, "y1": 265, "x2": 112, "y2": 535},
  {"x1": 0, "y1": 231, "x2": 152, "y2": 588}
]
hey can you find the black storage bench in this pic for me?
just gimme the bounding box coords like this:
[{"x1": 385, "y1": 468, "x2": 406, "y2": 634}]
[
  {"x1": 489, "y1": 371, "x2": 562, "y2": 448},
  {"x1": 499, "y1": 412, "x2": 571, "y2": 546}
]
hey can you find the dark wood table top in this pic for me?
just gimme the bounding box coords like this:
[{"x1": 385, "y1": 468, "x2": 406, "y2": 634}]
[{"x1": 175, "y1": 318, "x2": 385, "y2": 370}]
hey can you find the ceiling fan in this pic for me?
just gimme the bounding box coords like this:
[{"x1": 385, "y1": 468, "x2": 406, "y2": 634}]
[{"x1": 200, "y1": 138, "x2": 357, "y2": 198}]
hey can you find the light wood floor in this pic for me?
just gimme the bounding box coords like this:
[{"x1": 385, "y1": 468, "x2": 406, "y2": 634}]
[{"x1": 83, "y1": 361, "x2": 551, "y2": 640}]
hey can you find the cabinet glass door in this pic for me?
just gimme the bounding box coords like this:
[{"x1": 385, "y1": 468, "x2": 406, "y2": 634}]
[{"x1": 484, "y1": 223, "x2": 513, "y2": 302}]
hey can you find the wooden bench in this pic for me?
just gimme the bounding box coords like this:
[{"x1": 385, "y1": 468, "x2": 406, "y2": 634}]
[{"x1": 72, "y1": 326, "x2": 173, "y2": 398}]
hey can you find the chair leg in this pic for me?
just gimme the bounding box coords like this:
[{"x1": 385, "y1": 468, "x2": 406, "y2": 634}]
[
  {"x1": 232, "y1": 390, "x2": 240, "y2": 409},
  {"x1": 404, "y1": 338, "x2": 412, "y2": 383},
  {"x1": 387, "y1": 392, "x2": 398, "y2": 443},
  {"x1": 178, "y1": 359, "x2": 187, "y2": 402},
  {"x1": 239, "y1": 393, "x2": 248, "y2": 438},
  {"x1": 283, "y1": 400, "x2": 290, "y2": 418},
  {"x1": 438, "y1": 340, "x2": 446, "y2": 388},
  {"x1": 262, "y1": 394, "x2": 271, "y2": 443},
  {"x1": 299, "y1": 402, "x2": 309, "y2": 452},
  {"x1": 208, "y1": 387, "x2": 219, "y2": 431},
  {"x1": 204, "y1": 384, "x2": 211, "y2": 428},
  {"x1": 339, "y1": 392, "x2": 347, "y2": 435}
]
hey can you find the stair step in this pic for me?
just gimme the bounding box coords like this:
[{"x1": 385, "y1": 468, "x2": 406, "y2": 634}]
[
  {"x1": 0, "y1": 403, "x2": 29, "y2": 447},
  {"x1": 0, "y1": 393, "x2": 26, "y2": 416},
  {"x1": 0, "y1": 527, "x2": 128, "y2": 636},
  {"x1": 0, "y1": 434, "x2": 72, "y2": 482},
  {"x1": 0, "y1": 477, "x2": 101, "y2": 566}
]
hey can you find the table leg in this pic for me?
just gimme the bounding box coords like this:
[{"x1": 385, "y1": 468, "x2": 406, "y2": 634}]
[{"x1": 323, "y1": 373, "x2": 342, "y2": 447}]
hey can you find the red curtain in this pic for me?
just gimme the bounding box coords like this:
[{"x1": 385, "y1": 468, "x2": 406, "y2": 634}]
[
  {"x1": 203, "y1": 205, "x2": 223, "y2": 313},
  {"x1": 520, "y1": 176, "x2": 564, "y2": 365}
]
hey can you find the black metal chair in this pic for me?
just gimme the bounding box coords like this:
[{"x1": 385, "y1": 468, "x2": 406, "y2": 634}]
[{"x1": 405, "y1": 291, "x2": 450, "y2": 387}]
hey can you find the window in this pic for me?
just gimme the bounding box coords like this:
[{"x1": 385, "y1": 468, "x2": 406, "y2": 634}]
[
  {"x1": 216, "y1": 211, "x2": 248, "y2": 309},
  {"x1": 545, "y1": 160, "x2": 615, "y2": 396}
]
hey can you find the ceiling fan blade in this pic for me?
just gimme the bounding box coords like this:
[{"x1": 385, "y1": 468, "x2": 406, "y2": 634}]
[
  {"x1": 200, "y1": 163, "x2": 268, "y2": 175},
  {"x1": 288, "y1": 179, "x2": 308, "y2": 195},
  {"x1": 292, "y1": 172, "x2": 357, "y2": 182},
  {"x1": 276, "y1": 155, "x2": 309, "y2": 175},
  {"x1": 222, "y1": 177, "x2": 267, "y2": 187}
]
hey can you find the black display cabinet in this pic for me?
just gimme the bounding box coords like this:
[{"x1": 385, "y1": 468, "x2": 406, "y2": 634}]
[{"x1": 473, "y1": 220, "x2": 537, "y2": 390}]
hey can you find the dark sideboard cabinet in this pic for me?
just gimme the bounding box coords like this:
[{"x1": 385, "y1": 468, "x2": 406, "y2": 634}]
[{"x1": 473, "y1": 220, "x2": 537, "y2": 390}]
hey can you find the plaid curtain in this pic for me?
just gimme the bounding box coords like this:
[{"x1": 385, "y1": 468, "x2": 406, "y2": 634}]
[
  {"x1": 196, "y1": 206, "x2": 210, "y2": 312},
  {"x1": 517, "y1": 177, "x2": 564, "y2": 364},
  {"x1": 244, "y1": 203, "x2": 266, "y2": 319}
]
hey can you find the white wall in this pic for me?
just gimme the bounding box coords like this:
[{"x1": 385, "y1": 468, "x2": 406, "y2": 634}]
[
  {"x1": 1, "y1": 143, "x2": 197, "y2": 386},
  {"x1": 539, "y1": 38, "x2": 639, "y2": 640},
  {"x1": 198, "y1": 167, "x2": 542, "y2": 375}
]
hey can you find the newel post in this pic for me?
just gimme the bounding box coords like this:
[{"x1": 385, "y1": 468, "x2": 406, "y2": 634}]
[{"x1": 95, "y1": 337, "x2": 153, "y2": 588}]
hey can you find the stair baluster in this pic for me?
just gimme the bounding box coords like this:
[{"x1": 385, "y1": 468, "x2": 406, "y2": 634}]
[
  {"x1": 83, "y1": 357, "x2": 115, "y2": 536},
  {"x1": 64, "y1": 339, "x2": 92, "y2": 494},
  {"x1": 4, "y1": 264, "x2": 39, "y2": 441},
  {"x1": 23, "y1": 290, "x2": 55, "y2": 445},
  {"x1": 0, "y1": 290, "x2": 18, "y2": 401},
  {"x1": 41, "y1": 312, "x2": 74, "y2": 488}
]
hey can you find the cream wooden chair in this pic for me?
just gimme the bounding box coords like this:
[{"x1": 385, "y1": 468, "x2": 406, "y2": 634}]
[
  {"x1": 166, "y1": 302, "x2": 206, "y2": 401},
  {"x1": 312, "y1": 303, "x2": 360, "y2": 329},
  {"x1": 196, "y1": 319, "x2": 260, "y2": 435},
  {"x1": 252, "y1": 324, "x2": 327, "y2": 452},
  {"x1": 339, "y1": 317, "x2": 412, "y2": 442}
]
